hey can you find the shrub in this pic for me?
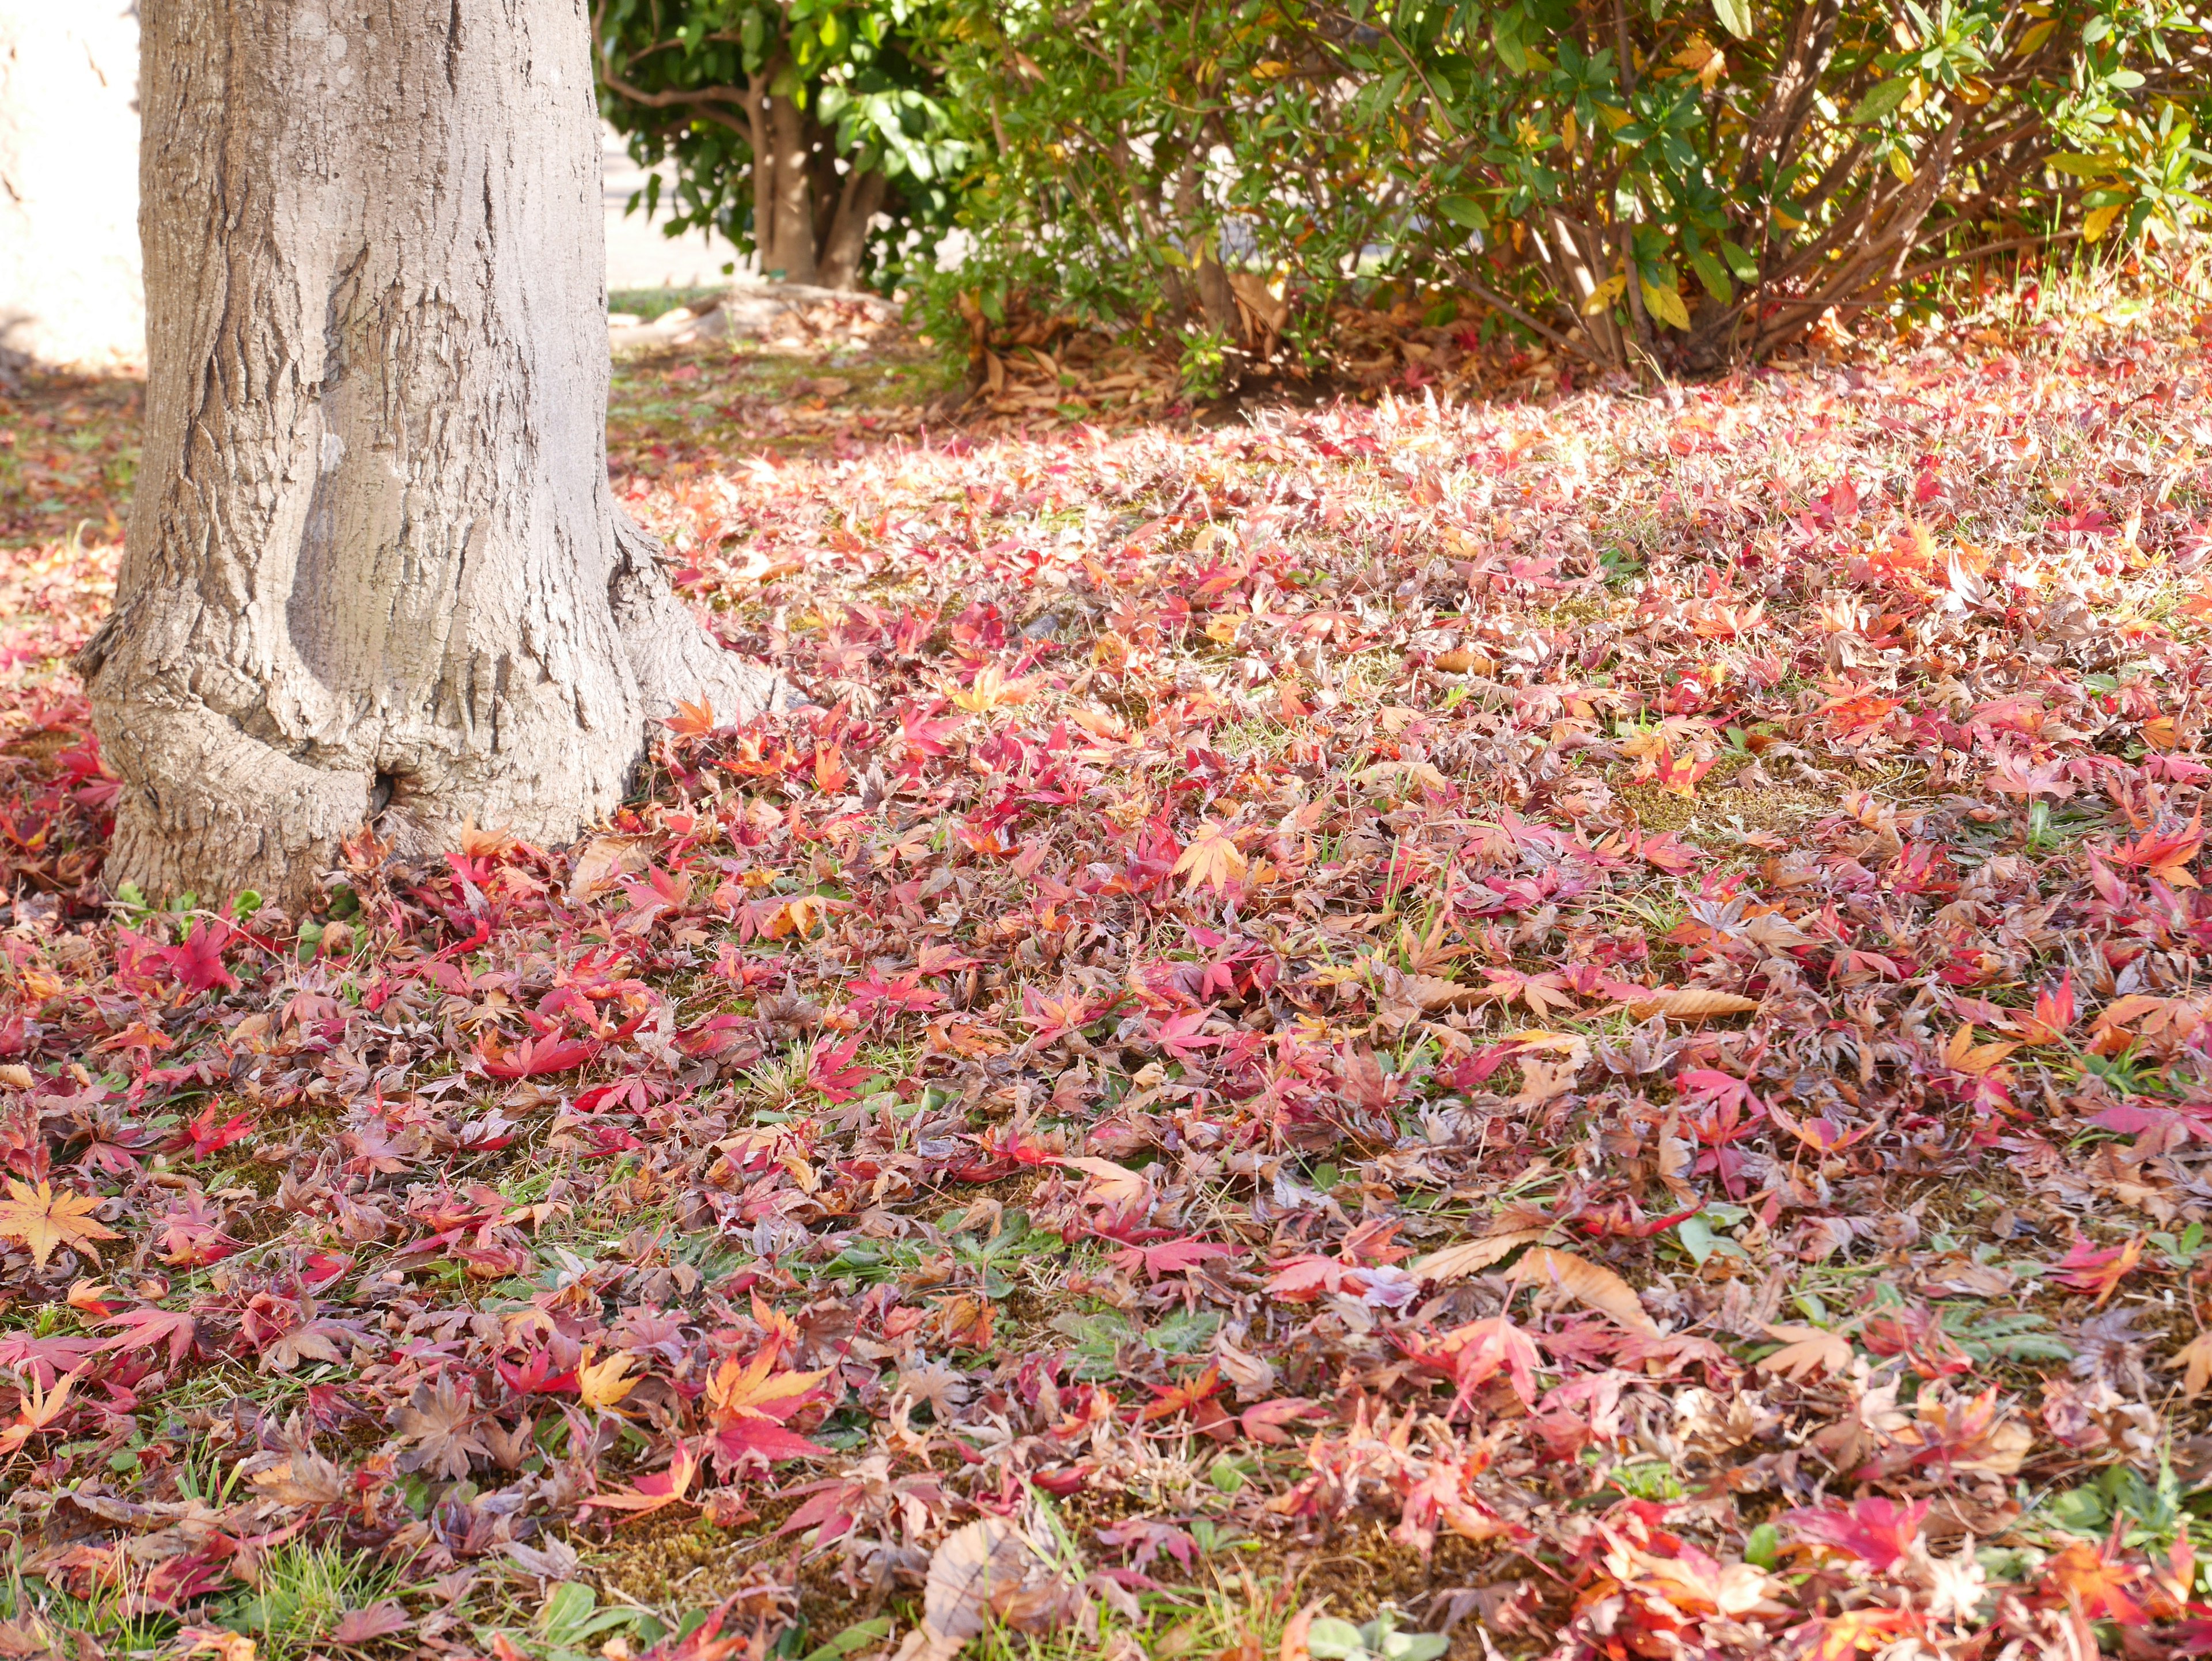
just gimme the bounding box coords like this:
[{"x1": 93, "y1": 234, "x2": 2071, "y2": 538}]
[{"x1": 915, "y1": 0, "x2": 2211, "y2": 374}]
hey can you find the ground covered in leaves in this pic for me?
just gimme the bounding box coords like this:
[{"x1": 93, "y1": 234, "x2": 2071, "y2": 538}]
[{"x1": 5, "y1": 292, "x2": 2212, "y2": 1661}]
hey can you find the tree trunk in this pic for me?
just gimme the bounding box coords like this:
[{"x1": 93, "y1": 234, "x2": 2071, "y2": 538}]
[
  {"x1": 814, "y1": 166, "x2": 887, "y2": 293},
  {"x1": 81, "y1": 0, "x2": 787, "y2": 907},
  {"x1": 760, "y1": 90, "x2": 817, "y2": 283},
  {"x1": 0, "y1": 3, "x2": 145, "y2": 370}
]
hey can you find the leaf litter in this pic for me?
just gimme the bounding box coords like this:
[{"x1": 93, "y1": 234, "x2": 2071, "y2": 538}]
[{"x1": 1, "y1": 297, "x2": 2211, "y2": 1656}]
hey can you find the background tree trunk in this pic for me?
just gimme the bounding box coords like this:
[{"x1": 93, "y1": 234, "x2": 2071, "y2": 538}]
[
  {"x1": 760, "y1": 90, "x2": 819, "y2": 283},
  {"x1": 0, "y1": 3, "x2": 145, "y2": 371},
  {"x1": 82, "y1": 0, "x2": 786, "y2": 907}
]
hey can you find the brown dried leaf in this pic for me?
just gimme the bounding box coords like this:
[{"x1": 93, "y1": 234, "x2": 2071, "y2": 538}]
[
  {"x1": 1508, "y1": 1246, "x2": 1659, "y2": 1335},
  {"x1": 2171, "y1": 1329, "x2": 2212, "y2": 1399},
  {"x1": 1627, "y1": 988, "x2": 1762, "y2": 1021},
  {"x1": 1758, "y1": 1322, "x2": 1854, "y2": 1382},
  {"x1": 1411, "y1": 1228, "x2": 1554, "y2": 1283}
]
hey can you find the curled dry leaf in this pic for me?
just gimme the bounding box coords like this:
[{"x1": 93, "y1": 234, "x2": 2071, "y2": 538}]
[
  {"x1": 1627, "y1": 988, "x2": 1761, "y2": 1021},
  {"x1": 1411, "y1": 1227, "x2": 1555, "y2": 1283},
  {"x1": 1508, "y1": 1247, "x2": 1659, "y2": 1335}
]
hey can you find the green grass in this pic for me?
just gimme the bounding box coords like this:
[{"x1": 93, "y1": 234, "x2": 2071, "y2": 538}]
[
  {"x1": 610, "y1": 286, "x2": 727, "y2": 321},
  {"x1": 215, "y1": 1542, "x2": 400, "y2": 1660}
]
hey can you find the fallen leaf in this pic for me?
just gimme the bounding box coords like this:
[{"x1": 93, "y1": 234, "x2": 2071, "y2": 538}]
[
  {"x1": 1411, "y1": 1228, "x2": 1553, "y2": 1282},
  {"x1": 1508, "y1": 1247, "x2": 1658, "y2": 1335},
  {"x1": 1173, "y1": 820, "x2": 1249, "y2": 894},
  {"x1": 2170, "y1": 1329, "x2": 2212, "y2": 1398},
  {"x1": 1759, "y1": 1322, "x2": 1854, "y2": 1382},
  {"x1": 1626, "y1": 988, "x2": 1760, "y2": 1021},
  {"x1": 0, "y1": 1179, "x2": 120, "y2": 1267}
]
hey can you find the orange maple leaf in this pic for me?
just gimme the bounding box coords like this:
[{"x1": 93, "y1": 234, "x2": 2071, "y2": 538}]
[
  {"x1": 704, "y1": 1349, "x2": 830, "y2": 1426},
  {"x1": 1172, "y1": 820, "x2": 1248, "y2": 894},
  {"x1": 577, "y1": 1443, "x2": 700, "y2": 1519},
  {"x1": 0, "y1": 1179, "x2": 120, "y2": 1267},
  {"x1": 664, "y1": 697, "x2": 718, "y2": 737},
  {"x1": 0, "y1": 1368, "x2": 78, "y2": 1458}
]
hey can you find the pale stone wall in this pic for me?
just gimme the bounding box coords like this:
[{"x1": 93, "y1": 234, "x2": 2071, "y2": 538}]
[{"x1": 0, "y1": 3, "x2": 145, "y2": 369}]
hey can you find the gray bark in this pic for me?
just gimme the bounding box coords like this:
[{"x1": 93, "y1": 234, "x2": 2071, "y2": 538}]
[{"x1": 82, "y1": 0, "x2": 788, "y2": 906}]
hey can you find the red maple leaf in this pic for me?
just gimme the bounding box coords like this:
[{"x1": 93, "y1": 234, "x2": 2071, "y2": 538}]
[
  {"x1": 476, "y1": 1031, "x2": 600, "y2": 1079},
  {"x1": 1108, "y1": 1238, "x2": 1235, "y2": 1282},
  {"x1": 1782, "y1": 1495, "x2": 1929, "y2": 1571},
  {"x1": 804, "y1": 1034, "x2": 873, "y2": 1102},
  {"x1": 2054, "y1": 1231, "x2": 2143, "y2": 1307},
  {"x1": 160, "y1": 921, "x2": 238, "y2": 993}
]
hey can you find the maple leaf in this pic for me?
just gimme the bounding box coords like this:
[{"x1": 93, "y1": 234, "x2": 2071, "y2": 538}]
[
  {"x1": 805, "y1": 1033, "x2": 874, "y2": 1102},
  {"x1": 393, "y1": 1378, "x2": 490, "y2": 1478},
  {"x1": 94, "y1": 1305, "x2": 197, "y2": 1367},
  {"x1": 0, "y1": 1368, "x2": 78, "y2": 1458},
  {"x1": 161, "y1": 920, "x2": 239, "y2": 993},
  {"x1": 1237, "y1": 1397, "x2": 1323, "y2": 1445},
  {"x1": 328, "y1": 1604, "x2": 413, "y2": 1645},
  {"x1": 578, "y1": 1346, "x2": 643, "y2": 1414},
  {"x1": 1797, "y1": 1608, "x2": 1925, "y2": 1661},
  {"x1": 1434, "y1": 1314, "x2": 1543, "y2": 1408},
  {"x1": 1058, "y1": 1156, "x2": 1150, "y2": 1215},
  {"x1": 1109, "y1": 1238, "x2": 1234, "y2": 1282},
  {"x1": 1782, "y1": 1496, "x2": 1928, "y2": 1571},
  {"x1": 1172, "y1": 820, "x2": 1248, "y2": 894},
  {"x1": 0, "y1": 1178, "x2": 119, "y2": 1267},
  {"x1": 2011, "y1": 970, "x2": 2076, "y2": 1045},
  {"x1": 2171, "y1": 1329, "x2": 2212, "y2": 1398},
  {"x1": 475, "y1": 1030, "x2": 600, "y2": 1079},
  {"x1": 1478, "y1": 967, "x2": 1574, "y2": 1021},
  {"x1": 664, "y1": 696, "x2": 718, "y2": 737},
  {"x1": 579, "y1": 1442, "x2": 700, "y2": 1519},
  {"x1": 2054, "y1": 1231, "x2": 2143, "y2": 1307},
  {"x1": 703, "y1": 1349, "x2": 833, "y2": 1465},
  {"x1": 2041, "y1": 1539, "x2": 2148, "y2": 1622}
]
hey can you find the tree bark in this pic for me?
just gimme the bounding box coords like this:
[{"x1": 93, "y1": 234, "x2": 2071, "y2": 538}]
[
  {"x1": 760, "y1": 88, "x2": 818, "y2": 283},
  {"x1": 0, "y1": 3, "x2": 145, "y2": 370},
  {"x1": 82, "y1": 0, "x2": 789, "y2": 906},
  {"x1": 815, "y1": 166, "x2": 887, "y2": 293}
]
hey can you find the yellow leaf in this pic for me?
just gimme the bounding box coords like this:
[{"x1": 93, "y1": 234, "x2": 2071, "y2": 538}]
[
  {"x1": 577, "y1": 1346, "x2": 641, "y2": 1414},
  {"x1": 1172, "y1": 820, "x2": 1249, "y2": 894},
  {"x1": 949, "y1": 664, "x2": 1031, "y2": 713},
  {"x1": 1943, "y1": 1026, "x2": 2018, "y2": 1076},
  {"x1": 2084, "y1": 202, "x2": 2124, "y2": 242},
  {"x1": 1509, "y1": 1246, "x2": 1658, "y2": 1335},
  {"x1": 1641, "y1": 279, "x2": 1691, "y2": 332},
  {"x1": 0, "y1": 1179, "x2": 119, "y2": 1267},
  {"x1": 1412, "y1": 1227, "x2": 1556, "y2": 1282},
  {"x1": 1582, "y1": 274, "x2": 1627, "y2": 316},
  {"x1": 1758, "y1": 1322, "x2": 1854, "y2": 1382}
]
